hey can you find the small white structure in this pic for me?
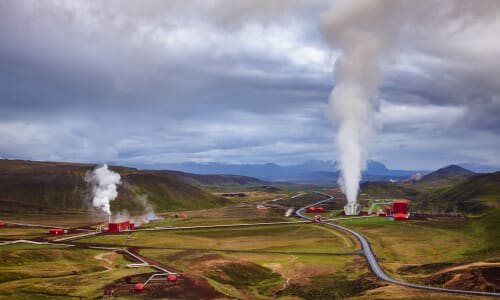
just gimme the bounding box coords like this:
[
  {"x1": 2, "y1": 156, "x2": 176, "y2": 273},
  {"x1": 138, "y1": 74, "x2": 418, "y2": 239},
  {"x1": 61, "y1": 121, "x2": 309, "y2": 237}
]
[{"x1": 344, "y1": 203, "x2": 360, "y2": 215}]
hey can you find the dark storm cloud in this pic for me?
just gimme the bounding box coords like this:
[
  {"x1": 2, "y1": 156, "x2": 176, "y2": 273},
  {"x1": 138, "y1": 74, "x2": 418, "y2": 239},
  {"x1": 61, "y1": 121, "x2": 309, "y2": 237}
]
[{"x1": 0, "y1": 0, "x2": 499, "y2": 169}]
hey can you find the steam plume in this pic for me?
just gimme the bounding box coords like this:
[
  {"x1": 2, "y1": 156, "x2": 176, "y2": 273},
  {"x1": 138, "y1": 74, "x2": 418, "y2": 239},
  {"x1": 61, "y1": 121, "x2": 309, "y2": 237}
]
[
  {"x1": 111, "y1": 195, "x2": 162, "y2": 226},
  {"x1": 320, "y1": 0, "x2": 397, "y2": 213},
  {"x1": 86, "y1": 164, "x2": 121, "y2": 215}
]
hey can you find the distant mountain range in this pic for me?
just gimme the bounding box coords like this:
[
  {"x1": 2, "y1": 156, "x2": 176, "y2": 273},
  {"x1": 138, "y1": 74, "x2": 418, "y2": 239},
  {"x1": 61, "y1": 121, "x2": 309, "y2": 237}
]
[{"x1": 128, "y1": 160, "x2": 425, "y2": 184}]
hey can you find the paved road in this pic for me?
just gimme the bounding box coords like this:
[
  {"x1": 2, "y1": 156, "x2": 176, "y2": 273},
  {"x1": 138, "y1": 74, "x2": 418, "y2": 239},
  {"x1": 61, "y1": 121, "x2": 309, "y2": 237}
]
[{"x1": 296, "y1": 194, "x2": 500, "y2": 297}]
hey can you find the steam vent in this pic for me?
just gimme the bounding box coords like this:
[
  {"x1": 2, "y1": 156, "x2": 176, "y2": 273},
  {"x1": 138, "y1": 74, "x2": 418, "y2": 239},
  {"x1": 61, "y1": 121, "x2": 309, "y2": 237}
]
[{"x1": 344, "y1": 203, "x2": 360, "y2": 215}]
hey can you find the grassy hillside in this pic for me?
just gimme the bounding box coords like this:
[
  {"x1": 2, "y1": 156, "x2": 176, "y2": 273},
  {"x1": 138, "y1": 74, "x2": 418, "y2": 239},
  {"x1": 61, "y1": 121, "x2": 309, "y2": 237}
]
[
  {"x1": 157, "y1": 170, "x2": 265, "y2": 187},
  {"x1": 414, "y1": 164, "x2": 475, "y2": 192},
  {"x1": 0, "y1": 159, "x2": 228, "y2": 215},
  {"x1": 417, "y1": 172, "x2": 500, "y2": 213},
  {"x1": 361, "y1": 169, "x2": 499, "y2": 214}
]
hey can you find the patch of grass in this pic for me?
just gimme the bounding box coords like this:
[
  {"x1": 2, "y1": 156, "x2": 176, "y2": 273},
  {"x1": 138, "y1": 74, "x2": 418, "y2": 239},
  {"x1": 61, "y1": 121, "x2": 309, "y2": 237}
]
[
  {"x1": 0, "y1": 228, "x2": 50, "y2": 239},
  {"x1": 80, "y1": 224, "x2": 358, "y2": 253},
  {"x1": 140, "y1": 216, "x2": 290, "y2": 229},
  {"x1": 204, "y1": 262, "x2": 282, "y2": 295},
  {"x1": 0, "y1": 243, "x2": 65, "y2": 251},
  {"x1": 0, "y1": 247, "x2": 155, "y2": 299},
  {"x1": 336, "y1": 216, "x2": 395, "y2": 226},
  {"x1": 279, "y1": 273, "x2": 380, "y2": 300},
  {"x1": 340, "y1": 215, "x2": 499, "y2": 282}
]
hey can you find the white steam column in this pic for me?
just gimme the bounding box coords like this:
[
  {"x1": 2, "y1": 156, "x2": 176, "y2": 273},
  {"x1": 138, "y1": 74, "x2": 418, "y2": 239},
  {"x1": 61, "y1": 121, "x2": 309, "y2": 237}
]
[
  {"x1": 320, "y1": 0, "x2": 396, "y2": 215},
  {"x1": 86, "y1": 164, "x2": 122, "y2": 217}
]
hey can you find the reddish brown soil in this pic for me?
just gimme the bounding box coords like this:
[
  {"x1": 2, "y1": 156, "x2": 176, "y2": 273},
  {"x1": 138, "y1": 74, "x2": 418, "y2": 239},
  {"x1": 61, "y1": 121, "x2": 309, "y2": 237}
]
[
  {"x1": 424, "y1": 267, "x2": 500, "y2": 293},
  {"x1": 103, "y1": 248, "x2": 225, "y2": 299},
  {"x1": 443, "y1": 267, "x2": 500, "y2": 293},
  {"x1": 103, "y1": 271, "x2": 225, "y2": 299}
]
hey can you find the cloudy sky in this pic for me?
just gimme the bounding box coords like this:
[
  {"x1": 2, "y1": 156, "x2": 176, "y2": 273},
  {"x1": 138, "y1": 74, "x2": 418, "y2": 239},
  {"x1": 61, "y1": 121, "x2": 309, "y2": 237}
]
[{"x1": 0, "y1": 0, "x2": 499, "y2": 170}]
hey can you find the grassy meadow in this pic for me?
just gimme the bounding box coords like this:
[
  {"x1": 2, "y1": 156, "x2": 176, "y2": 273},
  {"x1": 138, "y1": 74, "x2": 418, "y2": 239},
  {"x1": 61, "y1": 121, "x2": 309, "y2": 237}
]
[
  {"x1": 0, "y1": 244, "x2": 155, "y2": 300},
  {"x1": 79, "y1": 223, "x2": 359, "y2": 253}
]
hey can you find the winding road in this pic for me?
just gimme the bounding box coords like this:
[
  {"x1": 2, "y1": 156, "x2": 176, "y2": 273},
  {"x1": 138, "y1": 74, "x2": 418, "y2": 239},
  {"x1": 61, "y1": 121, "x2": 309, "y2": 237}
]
[{"x1": 296, "y1": 193, "x2": 500, "y2": 297}]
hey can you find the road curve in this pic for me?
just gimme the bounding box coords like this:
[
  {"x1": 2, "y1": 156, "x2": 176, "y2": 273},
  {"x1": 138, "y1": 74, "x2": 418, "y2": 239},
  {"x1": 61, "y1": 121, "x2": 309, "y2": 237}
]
[{"x1": 296, "y1": 194, "x2": 500, "y2": 297}]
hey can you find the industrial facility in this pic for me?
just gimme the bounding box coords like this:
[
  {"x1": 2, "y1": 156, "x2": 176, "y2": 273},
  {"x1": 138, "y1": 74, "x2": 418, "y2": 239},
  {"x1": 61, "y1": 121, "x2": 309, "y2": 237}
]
[
  {"x1": 108, "y1": 220, "x2": 135, "y2": 233},
  {"x1": 361, "y1": 199, "x2": 409, "y2": 221}
]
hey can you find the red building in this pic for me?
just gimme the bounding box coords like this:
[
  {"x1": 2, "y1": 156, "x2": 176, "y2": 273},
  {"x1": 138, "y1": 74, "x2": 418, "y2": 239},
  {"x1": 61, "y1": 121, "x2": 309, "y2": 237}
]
[
  {"x1": 393, "y1": 200, "x2": 409, "y2": 221},
  {"x1": 108, "y1": 221, "x2": 134, "y2": 233},
  {"x1": 306, "y1": 207, "x2": 316, "y2": 213},
  {"x1": 315, "y1": 207, "x2": 325, "y2": 213},
  {"x1": 393, "y1": 200, "x2": 408, "y2": 214},
  {"x1": 49, "y1": 228, "x2": 66, "y2": 235}
]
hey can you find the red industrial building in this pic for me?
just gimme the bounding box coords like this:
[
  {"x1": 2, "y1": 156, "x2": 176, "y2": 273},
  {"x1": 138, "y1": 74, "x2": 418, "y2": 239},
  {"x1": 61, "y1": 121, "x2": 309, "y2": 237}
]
[
  {"x1": 108, "y1": 221, "x2": 134, "y2": 233},
  {"x1": 49, "y1": 228, "x2": 67, "y2": 235},
  {"x1": 393, "y1": 200, "x2": 409, "y2": 221},
  {"x1": 307, "y1": 207, "x2": 325, "y2": 213}
]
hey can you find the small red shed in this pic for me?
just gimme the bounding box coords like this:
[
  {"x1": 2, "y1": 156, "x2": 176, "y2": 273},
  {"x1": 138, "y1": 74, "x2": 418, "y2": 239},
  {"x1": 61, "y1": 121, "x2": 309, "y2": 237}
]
[
  {"x1": 306, "y1": 207, "x2": 316, "y2": 213},
  {"x1": 0, "y1": 222, "x2": 5, "y2": 228},
  {"x1": 315, "y1": 207, "x2": 325, "y2": 213},
  {"x1": 49, "y1": 228, "x2": 66, "y2": 235}
]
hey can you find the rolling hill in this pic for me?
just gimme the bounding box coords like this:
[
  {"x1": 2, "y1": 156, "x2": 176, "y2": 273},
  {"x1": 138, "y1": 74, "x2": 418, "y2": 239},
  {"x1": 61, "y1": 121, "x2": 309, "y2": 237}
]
[
  {"x1": 156, "y1": 170, "x2": 265, "y2": 187},
  {"x1": 0, "y1": 159, "x2": 228, "y2": 215},
  {"x1": 418, "y1": 164, "x2": 475, "y2": 184},
  {"x1": 417, "y1": 171, "x2": 500, "y2": 213},
  {"x1": 361, "y1": 165, "x2": 498, "y2": 214}
]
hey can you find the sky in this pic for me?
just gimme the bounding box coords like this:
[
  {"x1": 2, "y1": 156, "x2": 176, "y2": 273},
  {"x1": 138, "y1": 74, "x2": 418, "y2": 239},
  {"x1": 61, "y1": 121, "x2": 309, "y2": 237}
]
[{"x1": 0, "y1": 0, "x2": 499, "y2": 170}]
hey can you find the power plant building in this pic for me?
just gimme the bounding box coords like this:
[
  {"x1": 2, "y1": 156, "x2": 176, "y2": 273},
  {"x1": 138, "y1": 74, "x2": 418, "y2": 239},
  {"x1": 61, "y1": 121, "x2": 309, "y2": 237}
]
[{"x1": 393, "y1": 199, "x2": 409, "y2": 221}]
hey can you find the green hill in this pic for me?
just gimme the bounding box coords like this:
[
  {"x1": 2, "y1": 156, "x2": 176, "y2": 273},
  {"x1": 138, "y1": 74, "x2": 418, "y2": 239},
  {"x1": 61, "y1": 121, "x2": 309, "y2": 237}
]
[
  {"x1": 0, "y1": 159, "x2": 228, "y2": 215},
  {"x1": 360, "y1": 166, "x2": 498, "y2": 214},
  {"x1": 419, "y1": 171, "x2": 500, "y2": 213},
  {"x1": 157, "y1": 170, "x2": 265, "y2": 187},
  {"x1": 417, "y1": 164, "x2": 475, "y2": 188}
]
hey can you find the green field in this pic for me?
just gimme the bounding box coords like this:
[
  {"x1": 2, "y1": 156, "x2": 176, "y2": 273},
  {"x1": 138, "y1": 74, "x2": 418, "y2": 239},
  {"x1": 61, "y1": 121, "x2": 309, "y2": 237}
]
[
  {"x1": 139, "y1": 249, "x2": 371, "y2": 299},
  {"x1": 0, "y1": 227, "x2": 49, "y2": 239},
  {"x1": 0, "y1": 244, "x2": 154, "y2": 300},
  {"x1": 79, "y1": 224, "x2": 359, "y2": 253},
  {"x1": 339, "y1": 214, "x2": 500, "y2": 282},
  {"x1": 139, "y1": 216, "x2": 292, "y2": 229}
]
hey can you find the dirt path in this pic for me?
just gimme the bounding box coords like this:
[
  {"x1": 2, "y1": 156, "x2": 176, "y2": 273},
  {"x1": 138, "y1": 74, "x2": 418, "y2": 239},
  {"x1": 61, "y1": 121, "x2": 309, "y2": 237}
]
[
  {"x1": 94, "y1": 252, "x2": 114, "y2": 272},
  {"x1": 434, "y1": 262, "x2": 500, "y2": 275}
]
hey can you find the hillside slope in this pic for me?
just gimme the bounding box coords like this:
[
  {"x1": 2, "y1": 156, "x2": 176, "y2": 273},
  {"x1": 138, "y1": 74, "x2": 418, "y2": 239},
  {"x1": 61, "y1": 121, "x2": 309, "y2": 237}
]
[
  {"x1": 0, "y1": 160, "x2": 228, "y2": 215},
  {"x1": 418, "y1": 164, "x2": 475, "y2": 186},
  {"x1": 419, "y1": 171, "x2": 500, "y2": 213},
  {"x1": 361, "y1": 166, "x2": 498, "y2": 214},
  {"x1": 157, "y1": 170, "x2": 265, "y2": 187}
]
